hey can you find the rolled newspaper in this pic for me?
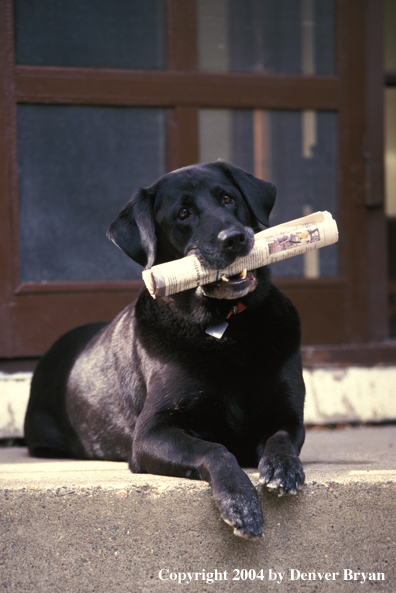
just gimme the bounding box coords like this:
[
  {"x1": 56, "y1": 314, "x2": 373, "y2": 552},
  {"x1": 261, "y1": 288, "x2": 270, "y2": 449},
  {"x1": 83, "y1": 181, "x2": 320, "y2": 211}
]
[{"x1": 142, "y1": 211, "x2": 338, "y2": 298}]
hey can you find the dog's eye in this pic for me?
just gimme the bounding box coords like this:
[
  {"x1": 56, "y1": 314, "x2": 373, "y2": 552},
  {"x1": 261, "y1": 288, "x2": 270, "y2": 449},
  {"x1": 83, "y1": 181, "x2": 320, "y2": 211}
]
[
  {"x1": 177, "y1": 208, "x2": 190, "y2": 220},
  {"x1": 223, "y1": 195, "x2": 234, "y2": 205}
]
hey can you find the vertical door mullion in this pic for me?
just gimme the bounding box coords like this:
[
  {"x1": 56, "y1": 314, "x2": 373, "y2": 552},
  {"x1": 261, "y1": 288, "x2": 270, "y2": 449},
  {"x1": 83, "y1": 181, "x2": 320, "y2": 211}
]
[{"x1": 166, "y1": 0, "x2": 199, "y2": 169}]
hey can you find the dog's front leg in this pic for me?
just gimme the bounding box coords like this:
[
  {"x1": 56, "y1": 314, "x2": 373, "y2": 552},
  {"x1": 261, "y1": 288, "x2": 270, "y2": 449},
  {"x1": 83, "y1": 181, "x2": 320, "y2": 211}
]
[
  {"x1": 258, "y1": 430, "x2": 305, "y2": 496},
  {"x1": 132, "y1": 422, "x2": 264, "y2": 538}
]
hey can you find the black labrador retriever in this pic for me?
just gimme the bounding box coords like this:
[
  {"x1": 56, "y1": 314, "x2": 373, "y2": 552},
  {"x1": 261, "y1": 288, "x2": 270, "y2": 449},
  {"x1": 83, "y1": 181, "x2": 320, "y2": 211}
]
[{"x1": 24, "y1": 161, "x2": 305, "y2": 538}]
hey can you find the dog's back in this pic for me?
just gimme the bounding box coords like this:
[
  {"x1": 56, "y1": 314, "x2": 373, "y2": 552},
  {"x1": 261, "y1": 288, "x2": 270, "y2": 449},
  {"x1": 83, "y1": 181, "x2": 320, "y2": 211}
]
[{"x1": 24, "y1": 322, "x2": 108, "y2": 459}]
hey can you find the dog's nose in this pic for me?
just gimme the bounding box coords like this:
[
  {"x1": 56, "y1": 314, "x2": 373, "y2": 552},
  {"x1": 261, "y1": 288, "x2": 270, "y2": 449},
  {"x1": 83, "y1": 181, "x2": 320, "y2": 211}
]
[{"x1": 217, "y1": 228, "x2": 248, "y2": 254}]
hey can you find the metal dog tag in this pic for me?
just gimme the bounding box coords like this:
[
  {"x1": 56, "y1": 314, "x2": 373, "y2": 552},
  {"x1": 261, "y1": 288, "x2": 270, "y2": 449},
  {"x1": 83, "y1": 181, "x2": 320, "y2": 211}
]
[{"x1": 205, "y1": 320, "x2": 229, "y2": 340}]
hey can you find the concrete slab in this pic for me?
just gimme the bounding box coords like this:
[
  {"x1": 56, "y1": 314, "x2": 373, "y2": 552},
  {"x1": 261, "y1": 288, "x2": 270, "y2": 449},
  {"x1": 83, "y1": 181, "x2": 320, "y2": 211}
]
[{"x1": 1, "y1": 426, "x2": 395, "y2": 592}]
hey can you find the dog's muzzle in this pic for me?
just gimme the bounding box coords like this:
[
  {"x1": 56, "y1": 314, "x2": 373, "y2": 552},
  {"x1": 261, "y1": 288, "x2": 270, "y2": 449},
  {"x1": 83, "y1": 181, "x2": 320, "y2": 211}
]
[
  {"x1": 201, "y1": 269, "x2": 258, "y2": 300},
  {"x1": 188, "y1": 225, "x2": 257, "y2": 299}
]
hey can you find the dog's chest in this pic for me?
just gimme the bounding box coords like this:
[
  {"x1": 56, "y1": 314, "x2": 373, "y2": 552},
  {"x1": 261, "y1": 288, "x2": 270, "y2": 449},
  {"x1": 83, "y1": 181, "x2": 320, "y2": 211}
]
[{"x1": 173, "y1": 359, "x2": 270, "y2": 439}]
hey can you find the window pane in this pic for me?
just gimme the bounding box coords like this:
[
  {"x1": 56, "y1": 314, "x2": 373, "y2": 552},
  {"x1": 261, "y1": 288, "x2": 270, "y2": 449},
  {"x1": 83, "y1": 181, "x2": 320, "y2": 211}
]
[
  {"x1": 197, "y1": 0, "x2": 335, "y2": 75},
  {"x1": 14, "y1": 0, "x2": 166, "y2": 69},
  {"x1": 385, "y1": 0, "x2": 396, "y2": 70},
  {"x1": 18, "y1": 105, "x2": 167, "y2": 282},
  {"x1": 385, "y1": 89, "x2": 396, "y2": 217},
  {"x1": 385, "y1": 89, "x2": 396, "y2": 337},
  {"x1": 199, "y1": 108, "x2": 338, "y2": 277}
]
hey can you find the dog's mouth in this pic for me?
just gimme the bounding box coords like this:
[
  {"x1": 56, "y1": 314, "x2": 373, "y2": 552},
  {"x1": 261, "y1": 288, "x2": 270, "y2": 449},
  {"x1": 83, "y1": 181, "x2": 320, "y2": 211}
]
[{"x1": 201, "y1": 269, "x2": 257, "y2": 300}]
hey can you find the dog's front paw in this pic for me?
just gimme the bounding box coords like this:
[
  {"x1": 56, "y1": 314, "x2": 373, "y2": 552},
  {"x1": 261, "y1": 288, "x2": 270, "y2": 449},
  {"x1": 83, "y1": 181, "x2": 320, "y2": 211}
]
[
  {"x1": 258, "y1": 454, "x2": 305, "y2": 496},
  {"x1": 218, "y1": 491, "x2": 264, "y2": 539}
]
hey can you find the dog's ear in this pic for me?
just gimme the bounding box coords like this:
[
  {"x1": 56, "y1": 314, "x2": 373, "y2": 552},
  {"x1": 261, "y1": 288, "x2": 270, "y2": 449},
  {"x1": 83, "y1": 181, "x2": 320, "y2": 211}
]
[
  {"x1": 215, "y1": 162, "x2": 276, "y2": 227},
  {"x1": 107, "y1": 188, "x2": 156, "y2": 269}
]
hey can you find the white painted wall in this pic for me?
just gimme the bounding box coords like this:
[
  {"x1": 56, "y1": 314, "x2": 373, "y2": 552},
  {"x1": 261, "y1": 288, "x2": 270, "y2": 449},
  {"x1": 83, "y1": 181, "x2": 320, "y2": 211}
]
[{"x1": 1, "y1": 367, "x2": 396, "y2": 439}]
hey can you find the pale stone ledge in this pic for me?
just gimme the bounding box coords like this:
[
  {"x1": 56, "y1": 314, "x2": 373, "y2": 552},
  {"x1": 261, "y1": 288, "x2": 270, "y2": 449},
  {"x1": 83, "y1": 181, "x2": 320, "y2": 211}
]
[{"x1": 1, "y1": 367, "x2": 396, "y2": 439}]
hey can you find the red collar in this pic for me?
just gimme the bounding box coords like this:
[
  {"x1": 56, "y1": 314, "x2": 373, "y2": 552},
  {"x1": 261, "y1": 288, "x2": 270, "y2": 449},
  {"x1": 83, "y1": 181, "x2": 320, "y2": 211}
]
[{"x1": 226, "y1": 302, "x2": 247, "y2": 319}]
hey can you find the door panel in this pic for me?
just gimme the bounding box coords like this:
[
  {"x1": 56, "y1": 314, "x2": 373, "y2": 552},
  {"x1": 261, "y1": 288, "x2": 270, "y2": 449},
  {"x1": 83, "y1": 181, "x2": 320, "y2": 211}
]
[{"x1": 0, "y1": 0, "x2": 388, "y2": 357}]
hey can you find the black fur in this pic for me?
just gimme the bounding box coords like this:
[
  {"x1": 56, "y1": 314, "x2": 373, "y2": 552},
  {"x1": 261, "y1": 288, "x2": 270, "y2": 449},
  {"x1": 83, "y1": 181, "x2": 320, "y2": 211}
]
[{"x1": 24, "y1": 161, "x2": 305, "y2": 538}]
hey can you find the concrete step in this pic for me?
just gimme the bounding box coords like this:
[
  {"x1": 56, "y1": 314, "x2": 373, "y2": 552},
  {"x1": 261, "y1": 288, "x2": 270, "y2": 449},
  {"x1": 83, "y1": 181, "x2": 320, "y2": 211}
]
[{"x1": 1, "y1": 426, "x2": 396, "y2": 592}]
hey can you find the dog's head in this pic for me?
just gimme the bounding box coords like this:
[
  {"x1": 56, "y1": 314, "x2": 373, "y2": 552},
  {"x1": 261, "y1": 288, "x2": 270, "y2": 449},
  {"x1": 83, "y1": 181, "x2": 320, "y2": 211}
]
[{"x1": 107, "y1": 161, "x2": 276, "y2": 300}]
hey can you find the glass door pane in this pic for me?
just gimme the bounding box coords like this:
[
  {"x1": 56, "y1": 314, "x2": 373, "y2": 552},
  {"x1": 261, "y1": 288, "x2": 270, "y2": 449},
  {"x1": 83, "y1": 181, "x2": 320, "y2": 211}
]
[
  {"x1": 18, "y1": 105, "x2": 168, "y2": 282},
  {"x1": 385, "y1": 89, "x2": 396, "y2": 337},
  {"x1": 197, "y1": 0, "x2": 335, "y2": 75},
  {"x1": 14, "y1": 0, "x2": 166, "y2": 69},
  {"x1": 385, "y1": 0, "x2": 396, "y2": 337}
]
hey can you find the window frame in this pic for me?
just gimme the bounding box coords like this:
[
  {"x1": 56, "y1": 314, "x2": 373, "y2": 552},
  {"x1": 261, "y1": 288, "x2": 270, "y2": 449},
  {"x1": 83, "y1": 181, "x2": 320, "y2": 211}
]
[{"x1": 0, "y1": 0, "x2": 391, "y2": 359}]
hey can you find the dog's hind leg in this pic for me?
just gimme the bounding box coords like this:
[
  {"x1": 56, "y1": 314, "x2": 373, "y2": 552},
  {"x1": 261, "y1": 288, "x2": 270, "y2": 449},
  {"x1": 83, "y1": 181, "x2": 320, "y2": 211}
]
[{"x1": 24, "y1": 409, "x2": 77, "y2": 459}]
